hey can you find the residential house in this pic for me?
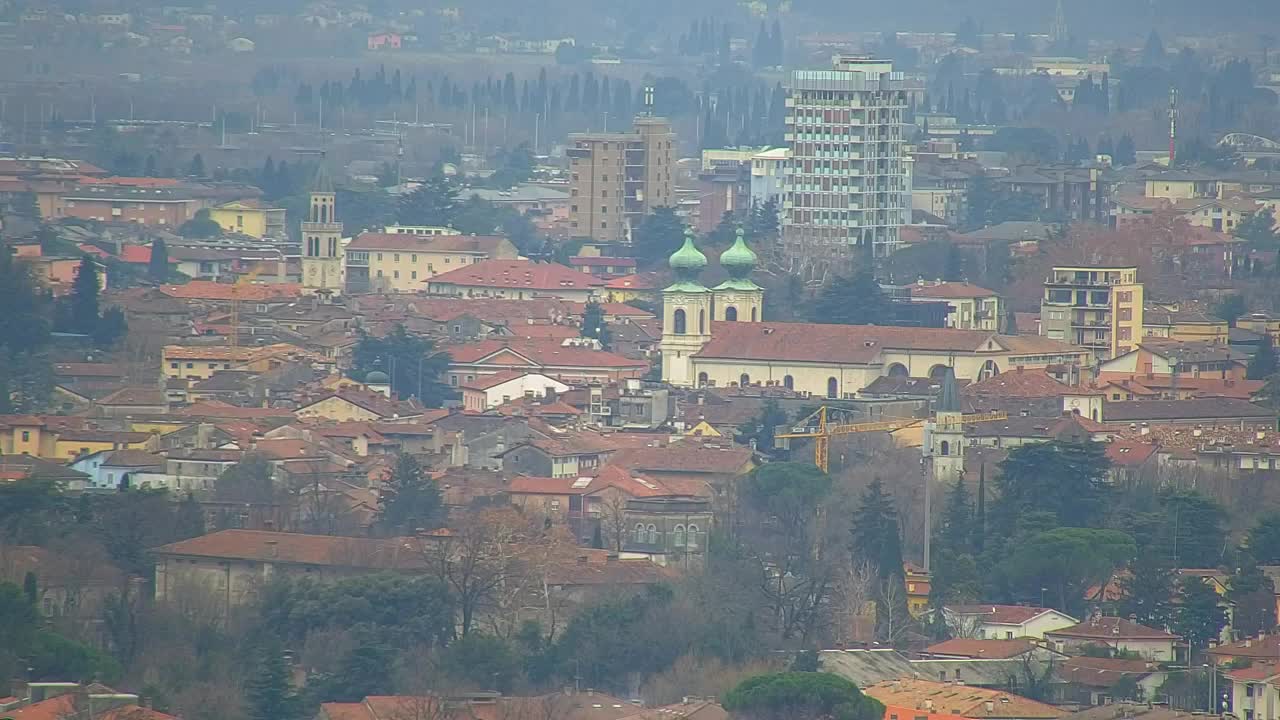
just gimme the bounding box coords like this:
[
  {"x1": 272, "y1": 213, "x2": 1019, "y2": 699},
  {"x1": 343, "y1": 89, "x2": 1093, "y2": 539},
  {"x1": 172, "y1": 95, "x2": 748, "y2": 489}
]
[
  {"x1": 152, "y1": 529, "x2": 434, "y2": 612},
  {"x1": 1040, "y1": 265, "x2": 1143, "y2": 360},
  {"x1": 459, "y1": 372, "x2": 571, "y2": 412},
  {"x1": 1058, "y1": 656, "x2": 1167, "y2": 706},
  {"x1": 1043, "y1": 616, "x2": 1179, "y2": 661},
  {"x1": 426, "y1": 259, "x2": 604, "y2": 302},
  {"x1": 208, "y1": 199, "x2": 287, "y2": 238},
  {"x1": 344, "y1": 233, "x2": 518, "y2": 293},
  {"x1": 909, "y1": 281, "x2": 1005, "y2": 332},
  {"x1": 943, "y1": 605, "x2": 1080, "y2": 640},
  {"x1": 294, "y1": 390, "x2": 427, "y2": 423},
  {"x1": 446, "y1": 339, "x2": 647, "y2": 386},
  {"x1": 95, "y1": 386, "x2": 169, "y2": 417},
  {"x1": 1097, "y1": 340, "x2": 1249, "y2": 383},
  {"x1": 70, "y1": 449, "x2": 166, "y2": 490},
  {"x1": 921, "y1": 639, "x2": 1056, "y2": 661},
  {"x1": 1226, "y1": 662, "x2": 1280, "y2": 720},
  {"x1": 1099, "y1": 398, "x2": 1274, "y2": 425}
]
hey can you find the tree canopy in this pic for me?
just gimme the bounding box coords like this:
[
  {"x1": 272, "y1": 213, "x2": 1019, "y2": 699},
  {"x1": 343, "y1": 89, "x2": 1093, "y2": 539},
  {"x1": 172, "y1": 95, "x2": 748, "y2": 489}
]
[{"x1": 723, "y1": 672, "x2": 885, "y2": 720}]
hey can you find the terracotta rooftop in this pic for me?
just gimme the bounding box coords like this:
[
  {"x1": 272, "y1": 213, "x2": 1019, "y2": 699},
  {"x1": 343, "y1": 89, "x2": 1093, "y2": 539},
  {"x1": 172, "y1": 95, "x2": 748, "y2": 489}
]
[
  {"x1": 102, "y1": 449, "x2": 165, "y2": 467},
  {"x1": 1046, "y1": 616, "x2": 1176, "y2": 641},
  {"x1": 1059, "y1": 656, "x2": 1161, "y2": 688},
  {"x1": 944, "y1": 604, "x2": 1070, "y2": 625},
  {"x1": 448, "y1": 339, "x2": 647, "y2": 369},
  {"x1": 152, "y1": 529, "x2": 431, "y2": 569},
  {"x1": 863, "y1": 679, "x2": 1065, "y2": 719},
  {"x1": 98, "y1": 386, "x2": 168, "y2": 407},
  {"x1": 1208, "y1": 634, "x2": 1280, "y2": 659},
  {"x1": 963, "y1": 369, "x2": 1072, "y2": 399},
  {"x1": 159, "y1": 280, "x2": 302, "y2": 302},
  {"x1": 428, "y1": 259, "x2": 605, "y2": 291},
  {"x1": 458, "y1": 369, "x2": 543, "y2": 391},
  {"x1": 1101, "y1": 398, "x2": 1274, "y2": 423}
]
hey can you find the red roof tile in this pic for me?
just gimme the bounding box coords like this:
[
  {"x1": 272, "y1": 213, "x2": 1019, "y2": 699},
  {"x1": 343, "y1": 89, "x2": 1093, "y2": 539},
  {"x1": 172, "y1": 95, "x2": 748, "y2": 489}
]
[
  {"x1": 428, "y1": 259, "x2": 604, "y2": 292},
  {"x1": 159, "y1": 280, "x2": 302, "y2": 302},
  {"x1": 945, "y1": 604, "x2": 1065, "y2": 625},
  {"x1": 448, "y1": 339, "x2": 646, "y2": 369},
  {"x1": 152, "y1": 529, "x2": 430, "y2": 569},
  {"x1": 964, "y1": 369, "x2": 1072, "y2": 399},
  {"x1": 1047, "y1": 617, "x2": 1176, "y2": 641},
  {"x1": 908, "y1": 281, "x2": 998, "y2": 299},
  {"x1": 924, "y1": 638, "x2": 1039, "y2": 659}
]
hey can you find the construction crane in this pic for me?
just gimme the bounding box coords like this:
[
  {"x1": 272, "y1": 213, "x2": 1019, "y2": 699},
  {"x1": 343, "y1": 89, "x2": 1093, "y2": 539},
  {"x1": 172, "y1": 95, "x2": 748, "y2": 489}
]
[
  {"x1": 229, "y1": 266, "x2": 263, "y2": 349},
  {"x1": 776, "y1": 406, "x2": 1008, "y2": 473}
]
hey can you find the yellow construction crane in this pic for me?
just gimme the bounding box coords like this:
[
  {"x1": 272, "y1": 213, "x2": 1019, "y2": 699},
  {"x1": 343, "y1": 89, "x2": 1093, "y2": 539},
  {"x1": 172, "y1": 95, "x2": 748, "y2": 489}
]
[
  {"x1": 776, "y1": 406, "x2": 1008, "y2": 473},
  {"x1": 229, "y1": 266, "x2": 263, "y2": 349}
]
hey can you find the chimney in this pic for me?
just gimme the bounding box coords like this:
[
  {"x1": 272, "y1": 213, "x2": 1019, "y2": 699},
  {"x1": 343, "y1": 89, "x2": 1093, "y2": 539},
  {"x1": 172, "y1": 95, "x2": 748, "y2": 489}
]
[
  {"x1": 264, "y1": 540, "x2": 278, "y2": 559},
  {"x1": 985, "y1": 701, "x2": 995, "y2": 713},
  {"x1": 544, "y1": 386, "x2": 558, "y2": 405}
]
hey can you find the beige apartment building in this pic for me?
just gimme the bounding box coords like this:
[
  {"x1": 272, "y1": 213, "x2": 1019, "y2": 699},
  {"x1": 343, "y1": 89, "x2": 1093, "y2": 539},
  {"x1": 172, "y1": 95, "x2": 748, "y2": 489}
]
[
  {"x1": 1040, "y1": 265, "x2": 1144, "y2": 360},
  {"x1": 344, "y1": 233, "x2": 518, "y2": 293},
  {"x1": 567, "y1": 117, "x2": 676, "y2": 243}
]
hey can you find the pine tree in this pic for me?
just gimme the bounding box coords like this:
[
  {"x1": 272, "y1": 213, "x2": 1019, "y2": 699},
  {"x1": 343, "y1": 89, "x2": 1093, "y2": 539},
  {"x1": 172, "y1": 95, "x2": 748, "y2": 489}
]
[
  {"x1": 187, "y1": 153, "x2": 205, "y2": 178},
  {"x1": 581, "y1": 301, "x2": 612, "y2": 350},
  {"x1": 936, "y1": 479, "x2": 973, "y2": 554},
  {"x1": 148, "y1": 238, "x2": 169, "y2": 282},
  {"x1": 375, "y1": 453, "x2": 445, "y2": 536},
  {"x1": 245, "y1": 638, "x2": 299, "y2": 720},
  {"x1": 1115, "y1": 135, "x2": 1137, "y2": 166},
  {"x1": 1249, "y1": 335, "x2": 1278, "y2": 380},
  {"x1": 1172, "y1": 577, "x2": 1227, "y2": 650},
  {"x1": 852, "y1": 478, "x2": 903, "y2": 579},
  {"x1": 67, "y1": 256, "x2": 101, "y2": 335}
]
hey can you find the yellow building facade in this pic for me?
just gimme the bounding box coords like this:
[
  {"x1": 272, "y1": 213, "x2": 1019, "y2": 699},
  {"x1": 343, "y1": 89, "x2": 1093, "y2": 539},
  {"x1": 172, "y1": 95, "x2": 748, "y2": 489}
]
[
  {"x1": 209, "y1": 200, "x2": 287, "y2": 238},
  {"x1": 345, "y1": 234, "x2": 519, "y2": 293}
]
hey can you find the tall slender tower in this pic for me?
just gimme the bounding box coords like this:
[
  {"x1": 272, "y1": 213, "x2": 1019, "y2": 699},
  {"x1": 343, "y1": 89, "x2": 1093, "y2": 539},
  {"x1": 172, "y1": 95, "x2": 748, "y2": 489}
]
[
  {"x1": 301, "y1": 163, "x2": 344, "y2": 293},
  {"x1": 712, "y1": 227, "x2": 764, "y2": 322},
  {"x1": 1049, "y1": 0, "x2": 1069, "y2": 47},
  {"x1": 661, "y1": 228, "x2": 713, "y2": 387}
]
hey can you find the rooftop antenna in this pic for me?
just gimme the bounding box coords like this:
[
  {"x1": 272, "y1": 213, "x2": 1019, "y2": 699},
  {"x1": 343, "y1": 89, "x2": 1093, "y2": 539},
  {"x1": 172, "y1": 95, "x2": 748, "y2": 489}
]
[{"x1": 1168, "y1": 86, "x2": 1178, "y2": 165}]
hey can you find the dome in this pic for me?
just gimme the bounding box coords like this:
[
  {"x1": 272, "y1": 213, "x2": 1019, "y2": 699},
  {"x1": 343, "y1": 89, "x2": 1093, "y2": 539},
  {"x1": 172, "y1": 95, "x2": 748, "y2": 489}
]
[
  {"x1": 719, "y1": 226, "x2": 758, "y2": 279},
  {"x1": 668, "y1": 227, "x2": 708, "y2": 275},
  {"x1": 365, "y1": 370, "x2": 390, "y2": 385}
]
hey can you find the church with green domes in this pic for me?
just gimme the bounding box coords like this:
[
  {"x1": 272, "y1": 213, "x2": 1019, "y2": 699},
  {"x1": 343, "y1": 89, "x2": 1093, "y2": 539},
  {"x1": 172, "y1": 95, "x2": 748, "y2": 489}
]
[{"x1": 660, "y1": 226, "x2": 764, "y2": 386}]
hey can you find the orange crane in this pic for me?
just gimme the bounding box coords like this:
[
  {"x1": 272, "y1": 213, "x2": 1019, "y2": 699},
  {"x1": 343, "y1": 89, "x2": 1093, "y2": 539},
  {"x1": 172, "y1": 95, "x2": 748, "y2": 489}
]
[{"x1": 776, "y1": 406, "x2": 1008, "y2": 473}]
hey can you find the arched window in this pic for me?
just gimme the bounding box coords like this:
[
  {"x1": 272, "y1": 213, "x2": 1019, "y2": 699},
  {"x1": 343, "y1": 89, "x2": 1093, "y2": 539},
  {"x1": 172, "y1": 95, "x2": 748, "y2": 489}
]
[
  {"x1": 940, "y1": 440, "x2": 950, "y2": 456},
  {"x1": 320, "y1": 205, "x2": 329, "y2": 223},
  {"x1": 751, "y1": 307, "x2": 758, "y2": 322},
  {"x1": 687, "y1": 524, "x2": 700, "y2": 549},
  {"x1": 887, "y1": 363, "x2": 909, "y2": 378},
  {"x1": 646, "y1": 524, "x2": 658, "y2": 544},
  {"x1": 783, "y1": 375, "x2": 794, "y2": 390},
  {"x1": 673, "y1": 309, "x2": 686, "y2": 334},
  {"x1": 634, "y1": 523, "x2": 645, "y2": 544},
  {"x1": 673, "y1": 524, "x2": 686, "y2": 548},
  {"x1": 698, "y1": 309, "x2": 706, "y2": 334},
  {"x1": 978, "y1": 359, "x2": 1000, "y2": 381},
  {"x1": 928, "y1": 365, "x2": 950, "y2": 381},
  {"x1": 697, "y1": 372, "x2": 709, "y2": 387},
  {"x1": 827, "y1": 377, "x2": 839, "y2": 399},
  {"x1": 725, "y1": 306, "x2": 738, "y2": 322},
  {"x1": 740, "y1": 373, "x2": 751, "y2": 387}
]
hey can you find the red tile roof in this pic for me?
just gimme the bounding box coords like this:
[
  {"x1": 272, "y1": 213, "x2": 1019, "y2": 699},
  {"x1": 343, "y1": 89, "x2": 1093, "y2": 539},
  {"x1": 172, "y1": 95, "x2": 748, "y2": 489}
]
[
  {"x1": 1046, "y1": 617, "x2": 1176, "y2": 641},
  {"x1": 1105, "y1": 441, "x2": 1159, "y2": 467},
  {"x1": 694, "y1": 323, "x2": 1066, "y2": 364},
  {"x1": 459, "y1": 370, "x2": 542, "y2": 391},
  {"x1": 152, "y1": 529, "x2": 430, "y2": 569},
  {"x1": 945, "y1": 604, "x2": 1065, "y2": 625},
  {"x1": 863, "y1": 680, "x2": 1065, "y2": 719},
  {"x1": 964, "y1": 369, "x2": 1072, "y2": 399},
  {"x1": 448, "y1": 339, "x2": 647, "y2": 369},
  {"x1": 159, "y1": 280, "x2": 302, "y2": 301},
  {"x1": 428, "y1": 259, "x2": 605, "y2": 291},
  {"x1": 1060, "y1": 656, "x2": 1161, "y2": 688}
]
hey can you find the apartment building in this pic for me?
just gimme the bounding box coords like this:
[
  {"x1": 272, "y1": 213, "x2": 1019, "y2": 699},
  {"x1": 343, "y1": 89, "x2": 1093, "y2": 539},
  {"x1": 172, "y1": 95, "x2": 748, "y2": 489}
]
[
  {"x1": 566, "y1": 116, "x2": 676, "y2": 243},
  {"x1": 344, "y1": 233, "x2": 518, "y2": 293},
  {"x1": 1040, "y1": 265, "x2": 1144, "y2": 360},
  {"x1": 782, "y1": 56, "x2": 909, "y2": 266}
]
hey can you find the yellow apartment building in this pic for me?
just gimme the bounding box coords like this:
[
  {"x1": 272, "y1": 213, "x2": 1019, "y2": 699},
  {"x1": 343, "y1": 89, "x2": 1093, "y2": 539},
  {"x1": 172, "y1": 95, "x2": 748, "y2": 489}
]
[
  {"x1": 344, "y1": 233, "x2": 518, "y2": 293},
  {"x1": 1040, "y1": 265, "x2": 1144, "y2": 360},
  {"x1": 208, "y1": 200, "x2": 287, "y2": 238},
  {"x1": 162, "y1": 346, "x2": 254, "y2": 381}
]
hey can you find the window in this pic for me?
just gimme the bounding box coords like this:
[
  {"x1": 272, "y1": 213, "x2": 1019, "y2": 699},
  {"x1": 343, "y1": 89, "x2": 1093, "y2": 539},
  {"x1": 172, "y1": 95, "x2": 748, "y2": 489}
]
[
  {"x1": 186, "y1": 363, "x2": 194, "y2": 369},
  {"x1": 647, "y1": 524, "x2": 658, "y2": 544},
  {"x1": 673, "y1": 524, "x2": 686, "y2": 547},
  {"x1": 740, "y1": 373, "x2": 751, "y2": 386},
  {"x1": 699, "y1": 309, "x2": 706, "y2": 334},
  {"x1": 170, "y1": 362, "x2": 179, "y2": 369},
  {"x1": 725, "y1": 306, "x2": 738, "y2": 321},
  {"x1": 21, "y1": 431, "x2": 30, "y2": 442},
  {"x1": 411, "y1": 271, "x2": 417, "y2": 280},
  {"x1": 687, "y1": 524, "x2": 699, "y2": 548},
  {"x1": 635, "y1": 524, "x2": 646, "y2": 543},
  {"x1": 940, "y1": 440, "x2": 950, "y2": 456},
  {"x1": 698, "y1": 372, "x2": 709, "y2": 387},
  {"x1": 673, "y1": 309, "x2": 687, "y2": 334},
  {"x1": 827, "y1": 377, "x2": 839, "y2": 398},
  {"x1": 783, "y1": 375, "x2": 794, "y2": 390}
]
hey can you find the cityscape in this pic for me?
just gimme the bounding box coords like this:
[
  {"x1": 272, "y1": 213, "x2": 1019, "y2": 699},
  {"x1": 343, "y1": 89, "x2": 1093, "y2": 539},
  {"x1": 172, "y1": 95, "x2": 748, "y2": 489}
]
[{"x1": 4, "y1": 2, "x2": 1280, "y2": 720}]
